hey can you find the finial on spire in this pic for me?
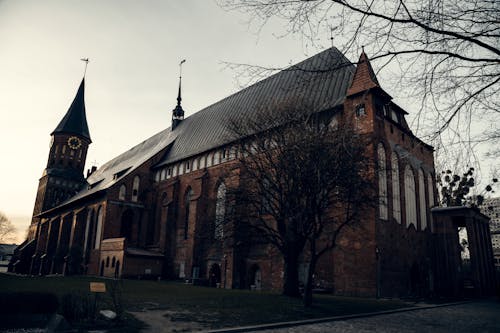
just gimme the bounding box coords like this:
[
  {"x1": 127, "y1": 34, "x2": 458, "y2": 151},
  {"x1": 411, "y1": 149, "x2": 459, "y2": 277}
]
[
  {"x1": 329, "y1": 26, "x2": 334, "y2": 48},
  {"x1": 177, "y1": 59, "x2": 186, "y2": 106},
  {"x1": 80, "y1": 58, "x2": 89, "y2": 78}
]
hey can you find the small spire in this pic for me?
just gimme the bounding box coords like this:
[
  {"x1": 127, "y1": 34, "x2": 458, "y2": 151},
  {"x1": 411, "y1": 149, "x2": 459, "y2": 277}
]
[
  {"x1": 172, "y1": 59, "x2": 186, "y2": 130},
  {"x1": 346, "y1": 49, "x2": 380, "y2": 97}
]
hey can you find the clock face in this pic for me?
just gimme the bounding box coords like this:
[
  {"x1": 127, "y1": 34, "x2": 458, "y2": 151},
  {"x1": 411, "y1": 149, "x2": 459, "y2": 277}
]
[{"x1": 67, "y1": 136, "x2": 82, "y2": 150}]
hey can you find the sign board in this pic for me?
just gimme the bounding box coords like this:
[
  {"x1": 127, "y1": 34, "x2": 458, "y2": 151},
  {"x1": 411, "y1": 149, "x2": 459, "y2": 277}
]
[{"x1": 90, "y1": 282, "x2": 106, "y2": 293}]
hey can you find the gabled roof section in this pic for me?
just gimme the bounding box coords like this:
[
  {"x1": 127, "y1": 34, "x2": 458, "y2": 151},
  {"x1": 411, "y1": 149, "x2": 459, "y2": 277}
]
[
  {"x1": 347, "y1": 50, "x2": 381, "y2": 97},
  {"x1": 51, "y1": 78, "x2": 91, "y2": 141}
]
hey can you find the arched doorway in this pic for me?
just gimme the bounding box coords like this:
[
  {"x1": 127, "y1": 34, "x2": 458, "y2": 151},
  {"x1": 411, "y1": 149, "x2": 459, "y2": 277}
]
[
  {"x1": 249, "y1": 264, "x2": 262, "y2": 290},
  {"x1": 209, "y1": 263, "x2": 221, "y2": 287}
]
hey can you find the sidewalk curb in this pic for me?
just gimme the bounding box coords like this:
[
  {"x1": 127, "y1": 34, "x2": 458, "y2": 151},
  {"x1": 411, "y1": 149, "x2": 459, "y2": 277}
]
[{"x1": 201, "y1": 301, "x2": 470, "y2": 333}]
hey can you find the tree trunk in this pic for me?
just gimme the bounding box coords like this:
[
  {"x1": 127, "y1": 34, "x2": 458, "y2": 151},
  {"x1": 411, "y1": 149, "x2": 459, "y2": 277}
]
[
  {"x1": 303, "y1": 241, "x2": 317, "y2": 307},
  {"x1": 282, "y1": 250, "x2": 300, "y2": 297}
]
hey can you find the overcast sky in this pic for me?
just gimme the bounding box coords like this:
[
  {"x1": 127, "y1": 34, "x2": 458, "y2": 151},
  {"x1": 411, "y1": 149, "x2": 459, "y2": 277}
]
[
  {"x1": 1, "y1": 1, "x2": 497, "y2": 244},
  {"x1": 0, "y1": 0, "x2": 335, "y2": 242}
]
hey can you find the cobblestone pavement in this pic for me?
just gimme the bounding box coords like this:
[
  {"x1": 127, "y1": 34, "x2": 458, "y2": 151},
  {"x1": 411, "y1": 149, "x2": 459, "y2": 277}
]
[{"x1": 251, "y1": 301, "x2": 500, "y2": 333}]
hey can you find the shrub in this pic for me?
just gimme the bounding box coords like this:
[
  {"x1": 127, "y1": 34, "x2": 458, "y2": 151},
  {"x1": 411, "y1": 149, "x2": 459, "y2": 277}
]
[
  {"x1": 60, "y1": 292, "x2": 95, "y2": 323},
  {"x1": 0, "y1": 292, "x2": 58, "y2": 314}
]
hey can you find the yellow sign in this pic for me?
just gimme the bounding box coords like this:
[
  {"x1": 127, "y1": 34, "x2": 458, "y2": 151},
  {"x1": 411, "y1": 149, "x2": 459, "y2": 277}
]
[{"x1": 90, "y1": 282, "x2": 106, "y2": 293}]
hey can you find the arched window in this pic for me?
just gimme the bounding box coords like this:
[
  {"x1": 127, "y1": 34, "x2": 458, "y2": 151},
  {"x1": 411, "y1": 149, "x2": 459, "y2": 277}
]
[
  {"x1": 94, "y1": 206, "x2": 103, "y2": 249},
  {"x1": 207, "y1": 153, "x2": 213, "y2": 167},
  {"x1": 377, "y1": 144, "x2": 388, "y2": 220},
  {"x1": 391, "y1": 153, "x2": 401, "y2": 223},
  {"x1": 121, "y1": 209, "x2": 134, "y2": 240},
  {"x1": 215, "y1": 182, "x2": 226, "y2": 240},
  {"x1": 261, "y1": 178, "x2": 272, "y2": 214},
  {"x1": 404, "y1": 165, "x2": 417, "y2": 229},
  {"x1": 112, "y1": 257, "x2": 116, "y2": 268},
  {"x1": 213, "y1": 151, "x2": 221, "y2": 165},
  {"x1": 106, "y1": 257, "x2": 110, "y2": 267},
  {"x1": 184, "y1": 188, "x2": 193, "y2": 240},
  {"x1": 119, "y1": 184, "x2": 126, "y2": 201},
  {"x1": 427, "y1": 175, "x2": 435, "y2": 207},
  {"x1": 155, "y1": 171, "x2": 160, "y2": 182},
  {"x1": 418, "y1": 169, "x2": 427, "y2": 230},
  {"x1": 132, "y1": 176, "x2": 140, "y2": 202},
  {"x1": 83, "y1": 208, "x2": 94, "y2": 254}
]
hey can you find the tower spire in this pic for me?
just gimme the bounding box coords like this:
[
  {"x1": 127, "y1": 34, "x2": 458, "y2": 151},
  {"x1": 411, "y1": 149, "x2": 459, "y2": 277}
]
[
  {"x1": 172, "y1": 59, "x2": 186, "y2": 130},
  {"x1": 51, "y1": 78, "x2": 91, "y2": 141},
  {"x1": 346, "y1": 49, "x2": 381, "y2": 97}
]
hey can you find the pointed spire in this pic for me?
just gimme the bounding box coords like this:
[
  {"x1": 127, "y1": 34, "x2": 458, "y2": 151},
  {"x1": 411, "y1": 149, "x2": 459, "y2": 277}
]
[
  {"x1": 172, "y1": 59, "x2": 186, "y2": 130},
  {"x1": 346, "y1": 49, "x2": 380, "y2": 97},
  {"x1": 51, "y1": 78, "x2": 91, "y2": 142}
]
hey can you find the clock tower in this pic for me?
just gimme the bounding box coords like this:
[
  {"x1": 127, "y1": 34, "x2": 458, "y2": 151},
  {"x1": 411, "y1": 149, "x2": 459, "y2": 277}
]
[{"x1": 28, "y1": 78, "x2": 92, "y2": 239}]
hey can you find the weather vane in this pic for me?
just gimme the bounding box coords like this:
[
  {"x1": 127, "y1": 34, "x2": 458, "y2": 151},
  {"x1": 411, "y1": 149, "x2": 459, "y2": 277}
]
[
  {"x1": 80, "y1": 58, "x2": 89, "y2": 77},
  {"x1": 179, "y1": 59, "x2": 186, "y2": 78}
]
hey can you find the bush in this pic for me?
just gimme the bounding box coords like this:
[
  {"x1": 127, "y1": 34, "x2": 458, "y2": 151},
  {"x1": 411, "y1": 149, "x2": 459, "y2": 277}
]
[
  {"x1": 0, "y1": 292, "x2": 58, "y2": 314},
  {"x1": 60, "y1": 292, "x2": 95, "y2": 324}
]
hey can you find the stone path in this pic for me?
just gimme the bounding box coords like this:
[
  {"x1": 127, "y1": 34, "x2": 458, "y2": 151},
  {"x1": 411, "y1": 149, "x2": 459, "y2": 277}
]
[{"x1": 248, "y1": 301, "x2": 500, "y2": 333}]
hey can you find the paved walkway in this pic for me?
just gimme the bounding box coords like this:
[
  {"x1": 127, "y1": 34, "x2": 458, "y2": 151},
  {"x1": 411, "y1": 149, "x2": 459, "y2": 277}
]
[{"x1": 248, "y1": 301, "x2": 500, "y2": 333}]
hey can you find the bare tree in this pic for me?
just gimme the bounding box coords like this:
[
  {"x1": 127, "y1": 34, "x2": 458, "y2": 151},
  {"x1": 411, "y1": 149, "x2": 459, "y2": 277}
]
[
  {"x1": 227, "y1": 102, "x2": 375, "y2": 305},
  {"x1": 0, "y1": 211, "x2": 16, "y2": 243},
  {"x1": 219, "y1": 0, "x2": 500, "y2": 161}
]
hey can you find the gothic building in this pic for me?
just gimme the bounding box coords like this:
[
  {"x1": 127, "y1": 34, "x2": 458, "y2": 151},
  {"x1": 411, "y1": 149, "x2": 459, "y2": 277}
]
[{"x1": 11, "y1": 48, "x2": 496, "y2": 297}]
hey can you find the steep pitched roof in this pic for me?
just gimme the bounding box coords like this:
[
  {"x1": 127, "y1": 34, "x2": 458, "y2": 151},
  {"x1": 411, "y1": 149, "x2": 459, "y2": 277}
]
[
  {"x1": 51, "y1": 78, "x2": 91, "y2": 141},
  {"x1": 346, "y1": 50, "x2": 380, "y2": 97},
  {"x1": 43, "y1": 47, "x2": 356, "y2": 213},
  {"x1": 156, "y1": 47, "x2": 355, "y2": 167}
]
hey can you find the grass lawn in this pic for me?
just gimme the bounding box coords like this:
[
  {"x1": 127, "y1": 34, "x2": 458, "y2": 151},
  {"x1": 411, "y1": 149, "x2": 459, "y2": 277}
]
[{"x1": 0, "y1": 273, "x2": 410, "y2": 330}]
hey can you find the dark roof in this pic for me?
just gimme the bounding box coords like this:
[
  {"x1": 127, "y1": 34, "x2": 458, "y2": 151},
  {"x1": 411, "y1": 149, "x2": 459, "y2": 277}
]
[
  {"x1": 46, "y1": 47, "x2": 355, "y2": 212},
  {"x1": 51, "y1": 78, "x2": 92, "y2": 141},
  {"x1": 156, "y1": 47, "x2": 355, "y2": 167}
]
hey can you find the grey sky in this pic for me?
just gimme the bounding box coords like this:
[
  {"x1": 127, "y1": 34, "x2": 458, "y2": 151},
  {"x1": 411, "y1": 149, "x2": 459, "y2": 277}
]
[{"x1": 0, "y1": 0, "x2": 325, "y2": 241}]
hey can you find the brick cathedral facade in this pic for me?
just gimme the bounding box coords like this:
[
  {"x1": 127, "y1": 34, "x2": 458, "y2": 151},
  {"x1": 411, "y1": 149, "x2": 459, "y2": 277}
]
[{"x1": 10, "y1": 48, "x2": 496, "y2": 297}]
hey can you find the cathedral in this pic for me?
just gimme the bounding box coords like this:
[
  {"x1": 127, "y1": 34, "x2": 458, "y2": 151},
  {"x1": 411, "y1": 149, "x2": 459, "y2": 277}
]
[{"x1": 10, "y1": 48, "x2": 496, "y2": 297}]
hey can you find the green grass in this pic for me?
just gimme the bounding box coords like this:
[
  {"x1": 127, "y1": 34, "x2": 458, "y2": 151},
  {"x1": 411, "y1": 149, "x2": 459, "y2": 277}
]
[{"x1": 0, "y1": 274, "x2": 409, "y2": 330}]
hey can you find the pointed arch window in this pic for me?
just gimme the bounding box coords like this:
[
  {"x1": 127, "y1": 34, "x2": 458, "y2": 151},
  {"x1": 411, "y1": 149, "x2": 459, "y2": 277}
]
[
  {"x1": 184, "y1": 188, "x2": 193, "y2": 240},
  {"x1": 404, "y1": 165, "x2": 417, "y2": 229},
  {"x1": 377, "y1": 144, "x2": 388, "y2": 220},
  {"x1": 391, "y1": 153, "x2": 401, "y2": 223},
  {"x1": 427, "y1": 175, "x2": 435, "y2": 208},
  {"x1": 94, "y1": 206, "x2": 103, "y2": 249},
  {"x1": 215, "y1": 183, "x2": 226, "y2": 240},
  {"x1": 418, "y1": 169, "x2": 427, "y2": 230},
  {"x1": 119, "y1": 184, "x2": 126, "y2": 201},
  {"x1": 132, "y1": 176, "x2": 140, "y2": 202}
]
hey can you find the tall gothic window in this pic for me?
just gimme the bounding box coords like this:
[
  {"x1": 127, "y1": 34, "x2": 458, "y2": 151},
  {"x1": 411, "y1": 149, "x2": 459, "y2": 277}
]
[
  {"x1": 377, "y1": 144, "x2": 388, "y2": 220},
  {"x1": 418, "y1": 169, "x2": 427, "y2": 230},
  {"x1": 427, "y1": 174, "x2": 435, "y2": 207},
  {"x1": 132, "y1": 176, "x2": 140, "y2": 202},
  {"x1": 119, "y1": 184, "x2": 126, "y2": 200},
  {"x1": 215, "y1": 182, "x2": 226, "y2": 240},
  {"x1": 94, "y1": 206, "x2": 103, "y2": 249},
  {"x1": 427, "y1": 174, "x2": 435, "y2": 231},
  {"x1": 404, "y1": 165, "x2": 417, "y2": 229},
  {"x1": 184, "y1": 188, "x2": 193, "y2": 240},
  {"x1": 391, "y1": 153, "x2": 401, "y2": 223}
]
